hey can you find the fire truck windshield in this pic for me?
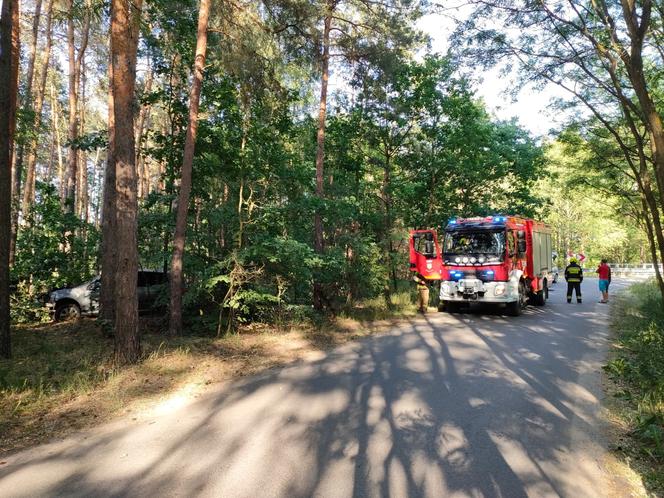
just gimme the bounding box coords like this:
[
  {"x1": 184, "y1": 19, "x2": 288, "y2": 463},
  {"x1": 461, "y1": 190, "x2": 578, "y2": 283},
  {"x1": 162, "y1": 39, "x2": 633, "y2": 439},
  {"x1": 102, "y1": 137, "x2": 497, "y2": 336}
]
[{"x1": 443, "y1": 230, "x2": 506, "y2": 257}]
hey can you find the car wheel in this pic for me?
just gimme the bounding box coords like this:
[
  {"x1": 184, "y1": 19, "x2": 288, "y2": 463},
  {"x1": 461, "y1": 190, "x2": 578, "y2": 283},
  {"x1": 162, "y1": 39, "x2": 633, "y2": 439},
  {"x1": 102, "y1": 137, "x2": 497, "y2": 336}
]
[{"x1": 55, "y1": 302, "x2": 81, "y2": 322}]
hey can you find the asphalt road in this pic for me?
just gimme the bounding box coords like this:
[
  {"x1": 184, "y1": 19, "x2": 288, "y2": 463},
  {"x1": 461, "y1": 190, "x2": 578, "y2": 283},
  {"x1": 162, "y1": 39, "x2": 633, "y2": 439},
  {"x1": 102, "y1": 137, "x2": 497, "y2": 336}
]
[{"x1": 0, "y1": 279, "x2": 635, "y2": 497}]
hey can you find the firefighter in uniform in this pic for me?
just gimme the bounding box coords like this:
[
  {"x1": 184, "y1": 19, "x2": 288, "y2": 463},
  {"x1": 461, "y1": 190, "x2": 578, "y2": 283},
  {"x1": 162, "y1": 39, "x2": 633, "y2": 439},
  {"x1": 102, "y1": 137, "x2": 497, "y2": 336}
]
[
  {"x1": 413, "y1": 273, "x2": 429, "y2": 313},
  {"x1": 564, "y1": 257, "x2": 584, "y2": 303}
]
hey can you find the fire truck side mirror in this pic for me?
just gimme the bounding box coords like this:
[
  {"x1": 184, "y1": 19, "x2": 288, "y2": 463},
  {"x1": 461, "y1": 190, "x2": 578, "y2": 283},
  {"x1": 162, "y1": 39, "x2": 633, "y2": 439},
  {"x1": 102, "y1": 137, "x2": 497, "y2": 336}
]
[{"x1": 517, "y1": 239, "x2": 527, "y2": 254}]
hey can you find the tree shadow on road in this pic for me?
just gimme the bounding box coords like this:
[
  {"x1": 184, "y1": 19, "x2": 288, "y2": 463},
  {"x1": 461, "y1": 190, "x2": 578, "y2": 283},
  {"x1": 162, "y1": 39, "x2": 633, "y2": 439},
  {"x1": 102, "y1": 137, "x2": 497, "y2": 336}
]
[{"x1": 0, "y1": 305, "x2": 610, "y2": 498}]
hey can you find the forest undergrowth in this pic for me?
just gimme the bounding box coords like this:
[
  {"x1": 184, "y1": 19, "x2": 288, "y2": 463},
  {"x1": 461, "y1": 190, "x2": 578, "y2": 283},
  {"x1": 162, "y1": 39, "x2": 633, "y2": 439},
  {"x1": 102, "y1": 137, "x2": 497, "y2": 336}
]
[{"x1": 605, "y1": 281, "x2": 664, "y2": 496}]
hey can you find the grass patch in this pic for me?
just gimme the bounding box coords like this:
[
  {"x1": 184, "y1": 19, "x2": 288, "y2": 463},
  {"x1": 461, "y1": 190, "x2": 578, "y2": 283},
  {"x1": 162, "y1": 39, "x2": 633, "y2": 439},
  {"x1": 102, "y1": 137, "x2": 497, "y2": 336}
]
[
  {"x1": 339, "y1": 290, "x2": 419, "y2": 321},
  {"x1": 605, "y1": 280, "x2": 664, "y2": 496},
  {"x1": 0, "y1": 293, "x2": 417, "y2": 454}
]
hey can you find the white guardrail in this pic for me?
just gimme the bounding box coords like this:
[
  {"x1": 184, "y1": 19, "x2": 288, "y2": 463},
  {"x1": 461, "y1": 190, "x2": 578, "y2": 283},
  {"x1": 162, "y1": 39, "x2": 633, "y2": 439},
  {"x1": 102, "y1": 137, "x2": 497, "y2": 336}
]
[{"x1": 608, "y1": 263, "x2": 663, "y2": 278}]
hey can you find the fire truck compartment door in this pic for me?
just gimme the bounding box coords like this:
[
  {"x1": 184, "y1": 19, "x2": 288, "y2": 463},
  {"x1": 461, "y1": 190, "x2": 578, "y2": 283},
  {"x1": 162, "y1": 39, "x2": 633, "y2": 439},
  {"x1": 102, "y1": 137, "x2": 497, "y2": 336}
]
[{"x1": 409, "y1": 230, "x2": 442, "y2": 280}]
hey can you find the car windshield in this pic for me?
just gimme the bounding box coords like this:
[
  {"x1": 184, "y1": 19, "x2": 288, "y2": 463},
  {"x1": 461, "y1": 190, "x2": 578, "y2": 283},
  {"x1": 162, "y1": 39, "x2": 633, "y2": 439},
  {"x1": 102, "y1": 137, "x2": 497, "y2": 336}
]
[{"x1": 444, "y1": 230, "x2": 506, "y2": 256}]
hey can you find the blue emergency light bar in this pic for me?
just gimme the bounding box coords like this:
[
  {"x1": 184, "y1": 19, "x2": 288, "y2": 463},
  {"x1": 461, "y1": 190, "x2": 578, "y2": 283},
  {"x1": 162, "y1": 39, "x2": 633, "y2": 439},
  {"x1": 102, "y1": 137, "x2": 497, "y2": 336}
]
[{"x1": 447, "y1": 216, "x2": 507, "y2": 227}]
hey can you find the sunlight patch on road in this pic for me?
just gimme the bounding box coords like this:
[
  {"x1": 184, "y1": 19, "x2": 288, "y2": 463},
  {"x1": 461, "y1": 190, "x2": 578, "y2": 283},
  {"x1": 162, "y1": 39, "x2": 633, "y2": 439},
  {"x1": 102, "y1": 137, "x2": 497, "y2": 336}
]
[
  {"x1": 150, "y1": 382, "x2": 200, "y2": 417},
  {"x1": 516, "y1": 348, "x2": 541, "y2": 361},
  {"x1": 437, "y1": 423, "x2": 471, "y2": 471},
  {"x1": 367, "y1": 384, "x2": 386, "y2": 426},
  {"x1": 404, "y1": 347, "x2": 435, "y2": 374},
  {"x1": 468, "y1": 397, "x2": 489, "y2": 408},
  {"x1": 488, "y1": 430, "x2": 562, "y2": 497},
  {"x1": 552, "y1": 380, "x2": 599, "y2": 429}
]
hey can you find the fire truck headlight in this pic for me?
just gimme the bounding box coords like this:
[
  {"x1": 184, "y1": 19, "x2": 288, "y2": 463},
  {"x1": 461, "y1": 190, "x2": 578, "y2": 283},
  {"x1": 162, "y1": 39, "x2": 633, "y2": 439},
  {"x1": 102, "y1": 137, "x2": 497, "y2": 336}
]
[
  {"x1": 455, "y1": 257, "x2": 461, "y2": 264},
  {"x1": 441, "y1": 283, "x2": 452, "y2": 295},
  {"x1": 494, "y1": 284, "x2": 506, "y2": 296},
  {"x1": 470, "y1": 257, "x2": 477, "y2": 263},
  {"x1": 462, "y1": 256, "x2": 469, "y2": 264},
  {"x1": 478, "y1": 256, "x2": 486, "y2": 264}
]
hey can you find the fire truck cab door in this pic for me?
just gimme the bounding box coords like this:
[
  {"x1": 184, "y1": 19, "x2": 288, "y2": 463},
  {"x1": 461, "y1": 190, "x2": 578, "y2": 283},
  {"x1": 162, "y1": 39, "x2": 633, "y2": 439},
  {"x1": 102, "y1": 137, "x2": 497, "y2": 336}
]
[{"x1": 409, "y1": 230, "x2": 442, "y2": 280}]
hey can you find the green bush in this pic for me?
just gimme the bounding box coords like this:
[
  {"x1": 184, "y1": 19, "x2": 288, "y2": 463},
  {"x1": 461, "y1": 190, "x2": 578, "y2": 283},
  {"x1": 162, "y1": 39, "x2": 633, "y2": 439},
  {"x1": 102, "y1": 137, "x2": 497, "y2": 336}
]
[
  {"x1": 10, "y1": 282, "x2": 51, "y2": 324},
  {"x1": 605, "y1": 280, "x2": 664, "y2": 464},
  {"x1": 11, "y1": 183, "x2": 99, "y2": 324}
]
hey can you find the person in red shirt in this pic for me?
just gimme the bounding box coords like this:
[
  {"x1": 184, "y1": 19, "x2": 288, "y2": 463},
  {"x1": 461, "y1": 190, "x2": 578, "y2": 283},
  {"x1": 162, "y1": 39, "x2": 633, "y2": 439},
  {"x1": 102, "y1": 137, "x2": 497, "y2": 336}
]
[{"x1": 596, "y1": 259, "x2": 611, "y2": 303}]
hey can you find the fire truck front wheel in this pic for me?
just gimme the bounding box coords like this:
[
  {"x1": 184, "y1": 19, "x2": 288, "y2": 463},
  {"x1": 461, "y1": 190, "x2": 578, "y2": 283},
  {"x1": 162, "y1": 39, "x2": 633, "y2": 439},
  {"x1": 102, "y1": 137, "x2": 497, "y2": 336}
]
[
  {"x1": 439, "y1": 301, "x2": 460, "y2": 313},
  {"x1": 533, "y1": 280, "x2": 548, "y2": 306},
  {"x1": 506, "y1": 281, "x2": 527, "y2": 316}
]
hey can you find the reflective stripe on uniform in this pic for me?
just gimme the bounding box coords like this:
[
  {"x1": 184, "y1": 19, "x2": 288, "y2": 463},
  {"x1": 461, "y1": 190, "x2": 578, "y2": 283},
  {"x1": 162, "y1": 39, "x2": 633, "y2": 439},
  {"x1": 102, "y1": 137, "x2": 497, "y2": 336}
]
[{"x1": 566, "y1": 266, "x2": 582, "y2": 282}]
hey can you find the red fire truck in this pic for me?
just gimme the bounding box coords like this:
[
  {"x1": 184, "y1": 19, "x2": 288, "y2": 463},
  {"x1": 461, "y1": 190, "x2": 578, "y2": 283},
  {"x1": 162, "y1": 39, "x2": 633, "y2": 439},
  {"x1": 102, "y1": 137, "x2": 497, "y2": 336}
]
[{"x1": 409, "y1": 215, "x2": 553, "y2": 315}]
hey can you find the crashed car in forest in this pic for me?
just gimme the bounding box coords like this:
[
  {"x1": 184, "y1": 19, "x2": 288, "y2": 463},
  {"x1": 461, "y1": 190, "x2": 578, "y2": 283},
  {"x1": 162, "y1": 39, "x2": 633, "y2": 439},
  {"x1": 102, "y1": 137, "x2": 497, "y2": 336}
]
[{"x1": 46, "y1": 270, "x2": 168, "y2": 321}]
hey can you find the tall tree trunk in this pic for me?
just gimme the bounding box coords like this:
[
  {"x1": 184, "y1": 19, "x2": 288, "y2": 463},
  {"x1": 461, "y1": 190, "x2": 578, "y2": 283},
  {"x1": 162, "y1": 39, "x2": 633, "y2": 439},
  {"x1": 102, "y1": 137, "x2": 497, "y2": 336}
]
[
  {"x1": 313, "y1": 7, "x2": 332, "y2": 311},
  {"x1": 99, "y1": 41, "x2": 117, "y2": 323},
  {"x1": 640, "y1": 177, "x2": 664, "y2": 273},
  {"x1": 8, "y1": 0, "x2": 17, "y2": 143},
  {"x1": 169, "y1": 0, "x2": 210, "y2": 336},
  {"x1": 135, "y1": 60, "x2": 153, "y2": 200},
  {"x1": 21, "y1": 0, "x2": 54, "y2": 217},
  {"x1": 640, "y1": 196, "x2": 664, "y2": 297},
  {"x1": 12, "y1": 0, "x2": 42, "y2": 174},
  {"x1": 79, "y1": 153, "x2": 88, "y2": 219},
  {"x1": 616, "y1": 3, "x2": 664, "y2": 255},
  {"x1": 6, "y1": 0, "x2": 18, "y2": 266},
  {"x1": 110, "y1": 0, "x2": 143, "y2": 363},
  {"x1": 99, "y1": 59, "x2": 117, "y2": 323},
  {"x1": 24, "y1": 0, "x2": 42, "y2": 101},
  {"x1": 50, "y1": 83, "x2": 66, "y2": 200},
  {"x1": 9, "y1": 0, "x2": 42, "y2": 264},
  {"x1": 236, "y1": 86, "x2": 250, "y2": 249},
  {"x1": 64, "y1": 0, "x2": 79, "y2": 211},
  {"x1": 90, "y1": 147, "x2": 100, "y2": 225},
  {"x1": 64, "y1": 0, "x2": 90, "y2": 213},
  {"x1": 0, "y1": 0, "x2": 19, "y2": 358},
  {"x1": 46, "y1": 130, "x2": 54, "y2": 179},
  {"x1": 382, "y1": 151, "x2": 397, "y2": 293},
  {"x1": 627, "y1": 56, "x2": 664, "y2": 214},
  {"x1": 78, "y1": 58, "x2": 88, "y2": 220}
]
